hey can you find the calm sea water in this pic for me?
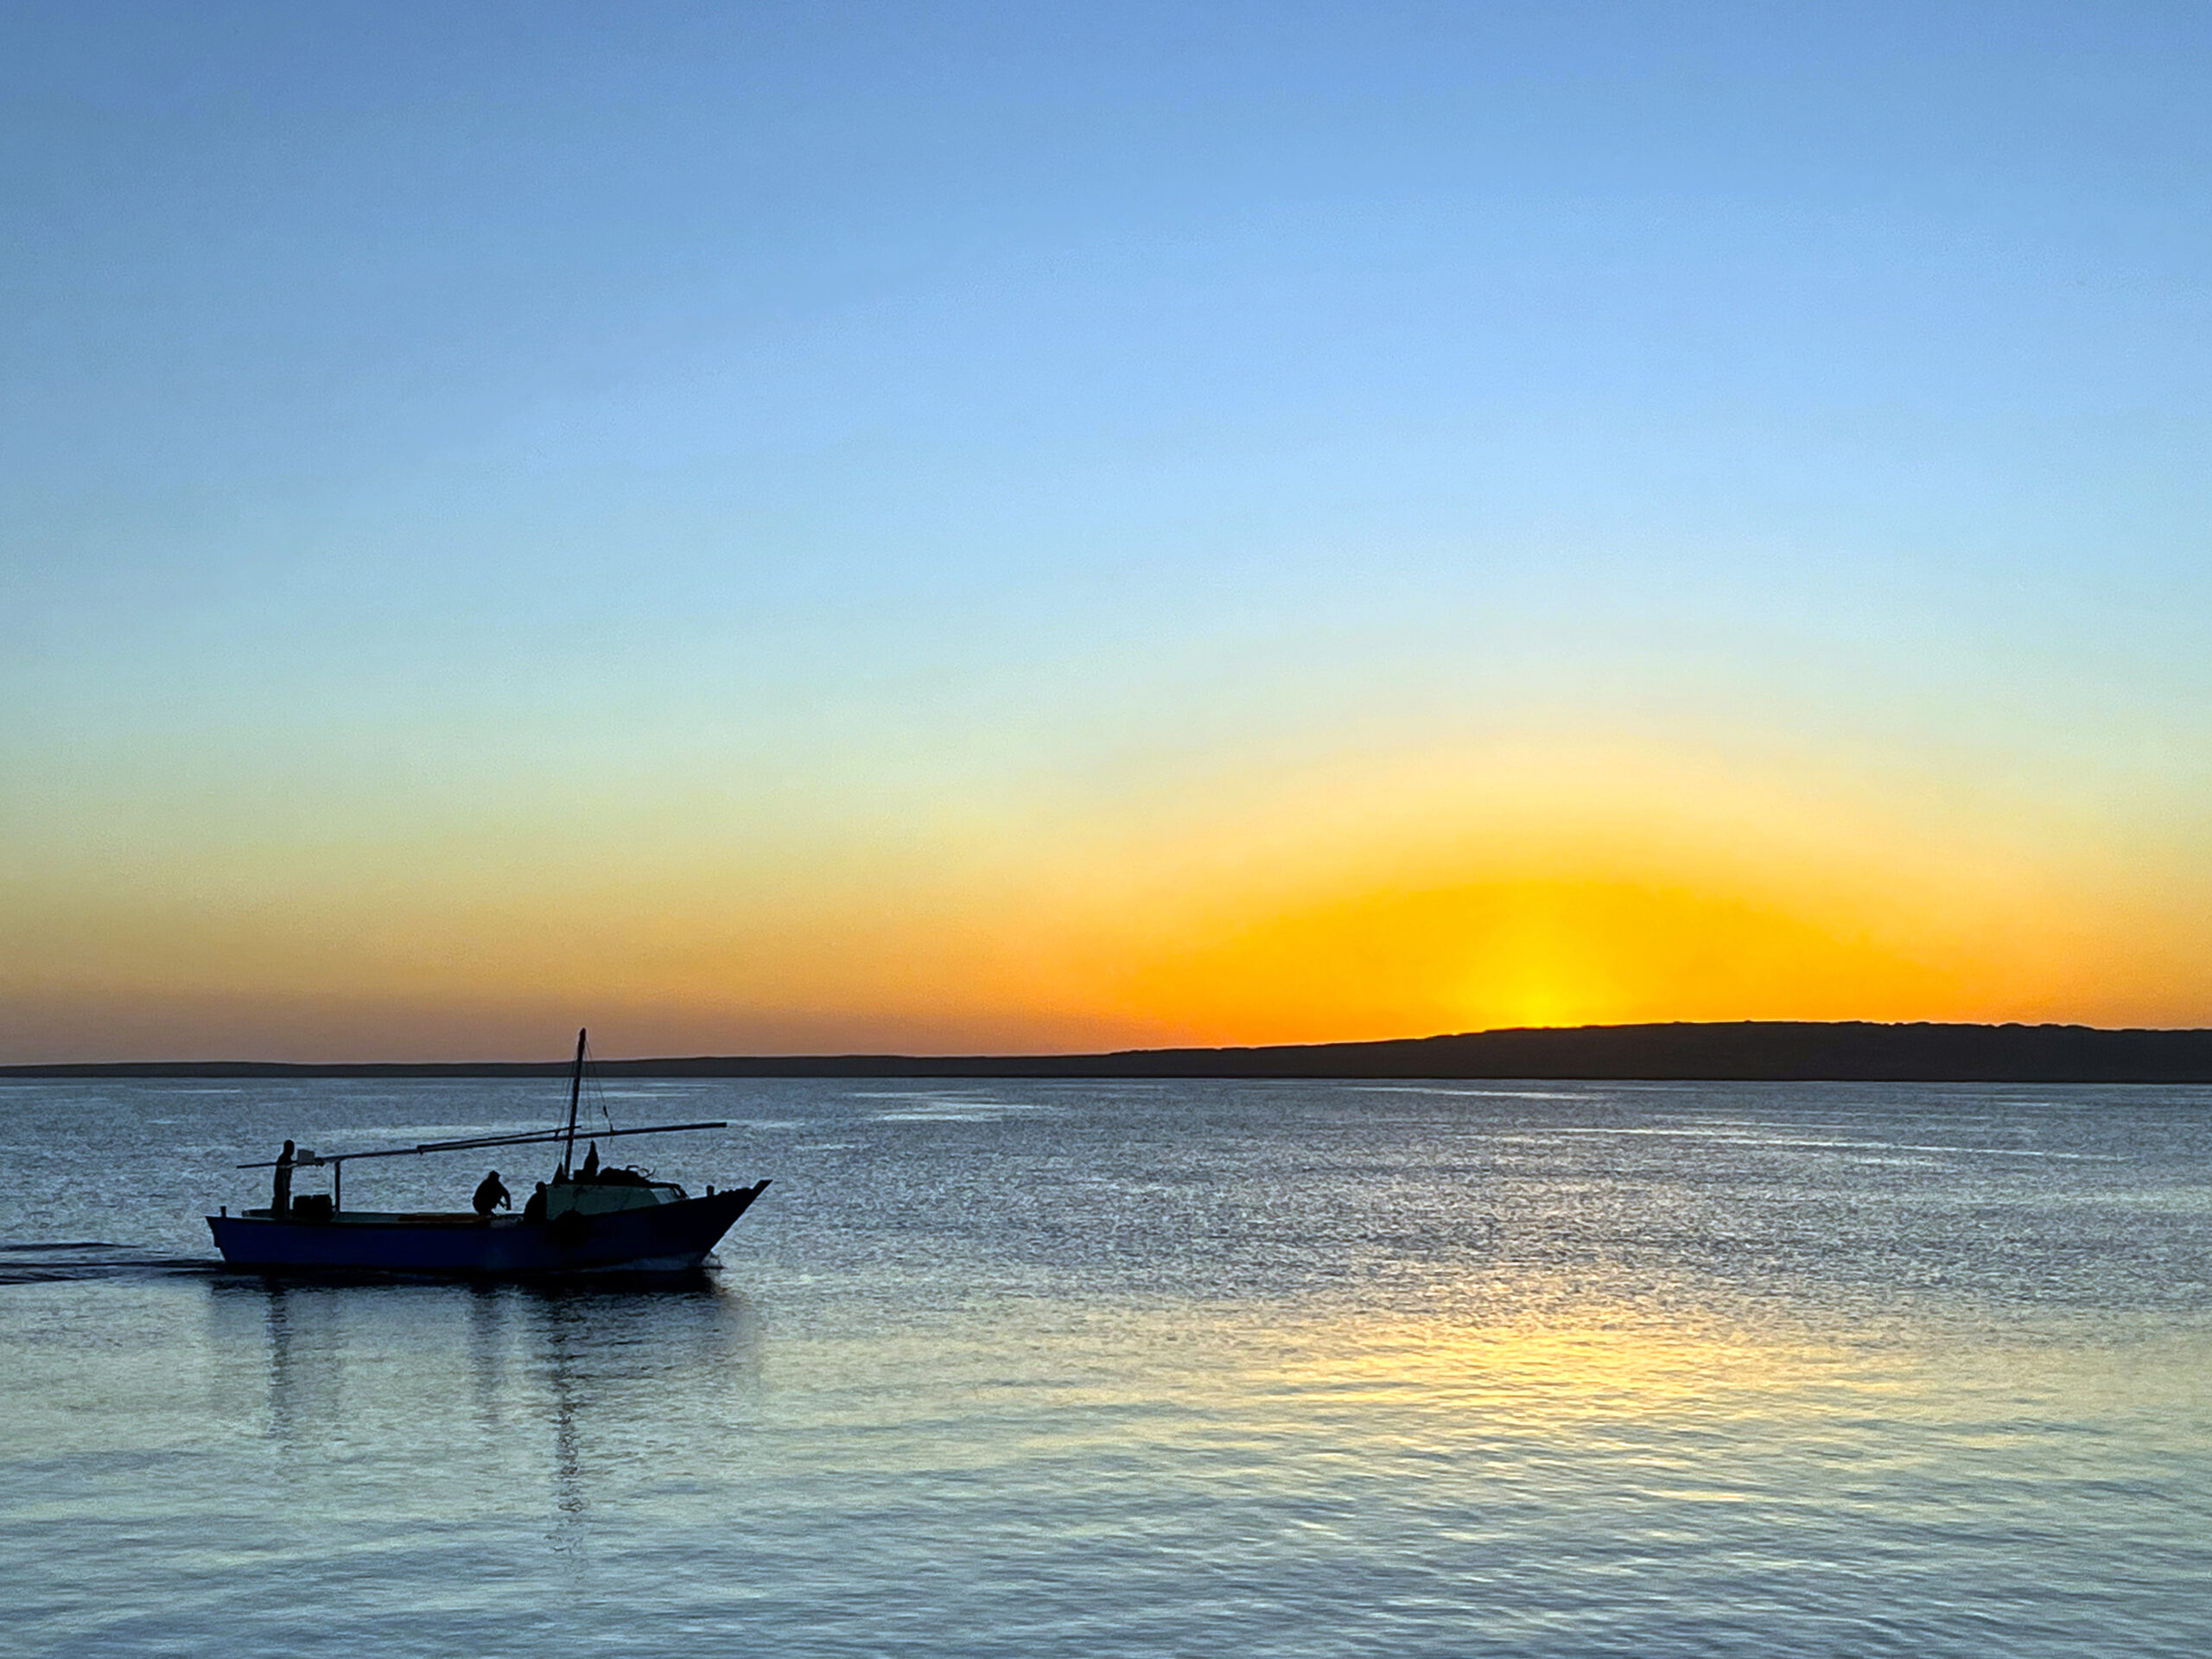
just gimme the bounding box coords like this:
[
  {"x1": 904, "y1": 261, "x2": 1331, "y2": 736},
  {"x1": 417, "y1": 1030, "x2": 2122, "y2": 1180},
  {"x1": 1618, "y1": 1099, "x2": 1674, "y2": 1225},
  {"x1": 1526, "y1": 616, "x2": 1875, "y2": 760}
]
[{"x1": 1, "y1": 1077, "x2": 2207, "y2": 1656}]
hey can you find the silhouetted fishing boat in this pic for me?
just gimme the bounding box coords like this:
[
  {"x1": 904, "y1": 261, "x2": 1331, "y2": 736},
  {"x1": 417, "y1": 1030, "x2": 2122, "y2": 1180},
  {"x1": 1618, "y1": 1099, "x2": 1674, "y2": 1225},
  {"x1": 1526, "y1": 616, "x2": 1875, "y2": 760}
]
[{"x1": 207, "y1": 1030, "x2": 770, "y2": 1277}]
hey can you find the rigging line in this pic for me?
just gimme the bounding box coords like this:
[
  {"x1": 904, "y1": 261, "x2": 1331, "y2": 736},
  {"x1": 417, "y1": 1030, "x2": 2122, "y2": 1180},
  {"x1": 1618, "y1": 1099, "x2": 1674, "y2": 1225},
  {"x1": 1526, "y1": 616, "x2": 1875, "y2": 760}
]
[{"x1": 586, "y1": 1047, "x2": 615, "y2": 1137}]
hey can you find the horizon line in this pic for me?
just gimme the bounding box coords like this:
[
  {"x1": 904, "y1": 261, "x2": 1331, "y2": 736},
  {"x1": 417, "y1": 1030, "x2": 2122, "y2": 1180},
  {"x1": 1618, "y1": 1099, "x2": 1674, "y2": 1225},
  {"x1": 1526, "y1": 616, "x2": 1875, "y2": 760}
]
[{"x1": 10, "y1": 1018, "x2": 2212, "y2": 1082}]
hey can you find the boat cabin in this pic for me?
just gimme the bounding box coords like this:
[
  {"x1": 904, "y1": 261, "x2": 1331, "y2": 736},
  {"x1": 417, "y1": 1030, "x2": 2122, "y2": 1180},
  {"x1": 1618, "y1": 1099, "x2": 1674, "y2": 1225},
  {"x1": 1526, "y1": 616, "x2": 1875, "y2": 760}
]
[{"x1": 544, "y1": 1170, "x2": 688, "y2": 1217}]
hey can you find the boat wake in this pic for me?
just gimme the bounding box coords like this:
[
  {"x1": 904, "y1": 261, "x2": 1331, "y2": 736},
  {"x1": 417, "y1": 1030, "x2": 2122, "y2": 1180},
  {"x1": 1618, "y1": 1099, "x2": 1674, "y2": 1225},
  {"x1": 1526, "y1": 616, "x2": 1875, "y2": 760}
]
[{"x1": 0, "y1": 1241, "x2": 220, "y2": 1284}]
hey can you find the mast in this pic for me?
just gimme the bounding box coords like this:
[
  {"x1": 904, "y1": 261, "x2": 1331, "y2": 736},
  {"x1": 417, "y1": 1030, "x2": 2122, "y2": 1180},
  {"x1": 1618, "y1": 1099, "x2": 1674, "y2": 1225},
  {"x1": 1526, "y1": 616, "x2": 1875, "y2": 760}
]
[{"x1": 561, "y1": 1027, "x2": 587, "y2": 1179}]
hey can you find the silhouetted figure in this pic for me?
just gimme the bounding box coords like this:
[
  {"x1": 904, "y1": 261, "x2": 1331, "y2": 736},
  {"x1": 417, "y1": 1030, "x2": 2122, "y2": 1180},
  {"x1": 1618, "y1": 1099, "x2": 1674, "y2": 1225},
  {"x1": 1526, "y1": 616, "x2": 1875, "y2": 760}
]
[
  {"x1": 473, "y1": 1169, "x2": 512, "y2": 1217},
  {"x1": 271, "y1": 1140, "x2": 296, "y2": 1219},
  {"x1": 581, "y1": 1142, "x2": 600, "y2": 1179},
  {"x1": 523, "y1": 1182, "x2": 548, "y2": 1223}
]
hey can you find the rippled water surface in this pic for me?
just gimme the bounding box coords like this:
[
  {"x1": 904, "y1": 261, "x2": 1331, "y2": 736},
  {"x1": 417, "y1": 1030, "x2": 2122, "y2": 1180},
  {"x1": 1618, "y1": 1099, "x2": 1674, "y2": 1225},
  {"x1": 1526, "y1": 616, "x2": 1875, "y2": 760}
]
[{"x1": 2, "y1": 1077, "x2": 2207, "y2": 1656}]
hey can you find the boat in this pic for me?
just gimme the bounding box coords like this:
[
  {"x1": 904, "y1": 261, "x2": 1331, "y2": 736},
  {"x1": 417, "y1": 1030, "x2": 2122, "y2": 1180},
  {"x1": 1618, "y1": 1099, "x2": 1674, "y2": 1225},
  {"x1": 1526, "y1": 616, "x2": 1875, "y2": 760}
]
[{"x1": 206, "y1": 1029, "x2": 771, "y2": 1277}]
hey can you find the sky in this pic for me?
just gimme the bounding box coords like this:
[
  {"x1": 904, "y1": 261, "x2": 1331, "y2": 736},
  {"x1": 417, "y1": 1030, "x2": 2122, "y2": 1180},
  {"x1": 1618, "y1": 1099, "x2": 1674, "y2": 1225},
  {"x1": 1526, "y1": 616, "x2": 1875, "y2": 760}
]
[{"x1": 4, "y1": 2, "x2": 2209, "y2": 1061}]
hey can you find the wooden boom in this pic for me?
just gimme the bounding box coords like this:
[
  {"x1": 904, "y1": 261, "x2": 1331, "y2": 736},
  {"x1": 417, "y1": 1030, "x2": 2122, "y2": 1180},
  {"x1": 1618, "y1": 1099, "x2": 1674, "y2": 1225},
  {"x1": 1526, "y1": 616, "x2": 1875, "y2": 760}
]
[{"x1": 236, "y1": 1119, "x2": 729, "y2": 1169}]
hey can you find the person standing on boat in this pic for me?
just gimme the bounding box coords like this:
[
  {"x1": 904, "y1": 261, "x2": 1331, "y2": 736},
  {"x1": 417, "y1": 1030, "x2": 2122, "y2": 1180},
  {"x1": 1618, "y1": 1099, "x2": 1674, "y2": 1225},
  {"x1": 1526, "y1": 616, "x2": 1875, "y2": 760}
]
[
  {"x1": 473, "y1": 1169, "x2": 512, "y2": 1217},
  {"x1": 271, "y1": 1141, "x2": 296, "y2": 1219}
]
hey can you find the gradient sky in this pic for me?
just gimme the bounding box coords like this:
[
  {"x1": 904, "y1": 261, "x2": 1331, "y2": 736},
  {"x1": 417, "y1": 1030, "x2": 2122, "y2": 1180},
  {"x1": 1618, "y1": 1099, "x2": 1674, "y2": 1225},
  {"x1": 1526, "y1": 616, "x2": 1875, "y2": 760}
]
[{"x1": 5, "y1": 2, "x2": 2210, "y2": 1060}]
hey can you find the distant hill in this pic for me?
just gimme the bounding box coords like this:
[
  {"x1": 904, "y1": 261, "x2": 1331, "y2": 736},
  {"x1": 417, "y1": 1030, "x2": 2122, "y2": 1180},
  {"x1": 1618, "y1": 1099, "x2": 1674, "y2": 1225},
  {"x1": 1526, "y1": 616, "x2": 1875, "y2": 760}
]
[{"x1": 9, "y1": 1020, "x2": 2212, "y2": 1082}]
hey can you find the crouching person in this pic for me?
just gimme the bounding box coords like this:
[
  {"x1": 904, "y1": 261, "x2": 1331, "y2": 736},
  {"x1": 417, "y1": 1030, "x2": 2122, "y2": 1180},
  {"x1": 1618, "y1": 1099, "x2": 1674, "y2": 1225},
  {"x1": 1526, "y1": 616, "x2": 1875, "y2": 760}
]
[{"x1": 473, "y1": 1169, "x2": 512, "y2": 1218}]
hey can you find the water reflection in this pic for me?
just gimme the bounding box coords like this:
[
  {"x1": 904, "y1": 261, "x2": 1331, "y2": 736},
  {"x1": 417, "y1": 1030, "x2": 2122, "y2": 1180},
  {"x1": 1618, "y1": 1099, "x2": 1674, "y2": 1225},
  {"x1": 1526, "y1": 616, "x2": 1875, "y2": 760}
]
[
  {"x1": 536, "y1": 1291, "x2": 590, "y2": 1552},
  {"x1": 207, "y1": 1275, "x2": 761, "y2": 1551},
  {"x1": 217, "y1": 1281, "x2": 352, "y2": 1446},
  {"x1": 521, "y1": 1281, "x2": 765, "y2": 1550},
  {"x1": 263, "y1": 1286, "x2": 302, "y2": 1443},
  {"x1": 466, "y1": 1283, "x2": 508, "y2": 1433}
]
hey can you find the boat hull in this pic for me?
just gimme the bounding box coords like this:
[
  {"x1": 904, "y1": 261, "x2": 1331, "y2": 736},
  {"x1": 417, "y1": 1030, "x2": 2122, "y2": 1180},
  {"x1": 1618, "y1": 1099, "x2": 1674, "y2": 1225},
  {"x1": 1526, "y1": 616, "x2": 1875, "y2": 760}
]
[{"x1": 206, "y1": 1181, "x2": 769, "y2": 1278}]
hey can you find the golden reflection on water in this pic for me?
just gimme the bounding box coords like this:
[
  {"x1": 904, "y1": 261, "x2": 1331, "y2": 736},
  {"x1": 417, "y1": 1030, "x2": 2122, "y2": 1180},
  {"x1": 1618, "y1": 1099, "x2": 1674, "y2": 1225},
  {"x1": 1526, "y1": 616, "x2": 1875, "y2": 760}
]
[
  {"x1": 1186, "y1": 1296, "x2": 2212, "y2": 1503},
  {"x1": 1275, "y1": 1315, "x2": 1832, "y2": 1415}
]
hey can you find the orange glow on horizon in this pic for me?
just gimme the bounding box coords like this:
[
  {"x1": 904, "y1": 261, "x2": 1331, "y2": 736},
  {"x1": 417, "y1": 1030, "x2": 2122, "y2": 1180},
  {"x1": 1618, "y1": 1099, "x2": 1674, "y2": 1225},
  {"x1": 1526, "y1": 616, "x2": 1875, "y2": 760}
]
[{"x1": 5, "y1": 738, "x2": 2208, "y2": 1061}]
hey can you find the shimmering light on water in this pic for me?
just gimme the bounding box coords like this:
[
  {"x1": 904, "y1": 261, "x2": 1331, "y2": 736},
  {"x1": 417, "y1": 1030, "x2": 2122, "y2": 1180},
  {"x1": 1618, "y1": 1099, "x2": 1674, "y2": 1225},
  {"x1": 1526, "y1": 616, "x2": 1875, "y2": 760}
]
[{"x1": 2, "y1": 1079, "x2": 2207, "y2": 1656}]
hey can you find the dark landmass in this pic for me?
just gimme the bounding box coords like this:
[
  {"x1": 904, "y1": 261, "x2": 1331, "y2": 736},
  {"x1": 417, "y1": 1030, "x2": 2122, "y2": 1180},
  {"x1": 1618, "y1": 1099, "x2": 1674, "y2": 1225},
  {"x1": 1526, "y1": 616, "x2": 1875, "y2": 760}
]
[{"x1": 8, "y1": 1021, "x2": 2212, "y2": 1082}]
